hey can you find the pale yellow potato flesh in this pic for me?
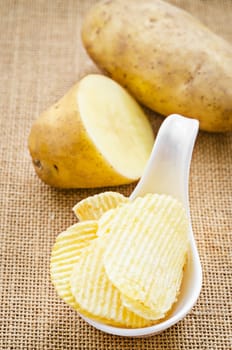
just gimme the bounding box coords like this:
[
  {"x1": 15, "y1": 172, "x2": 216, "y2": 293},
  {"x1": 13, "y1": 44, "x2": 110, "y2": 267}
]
[{"x1": 78, "y1": 75, "x2": 154, "y2": 179}]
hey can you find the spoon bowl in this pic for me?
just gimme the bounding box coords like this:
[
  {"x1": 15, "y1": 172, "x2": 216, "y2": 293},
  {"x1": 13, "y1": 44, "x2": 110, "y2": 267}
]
[{"x1": 80, "y1": 114, "x2": 202, "y2": 336}]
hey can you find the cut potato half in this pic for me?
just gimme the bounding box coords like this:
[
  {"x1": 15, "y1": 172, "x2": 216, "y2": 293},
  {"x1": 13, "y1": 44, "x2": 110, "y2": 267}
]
[{"x1": 28, "y1": 74, "x2": 154, "y2": 188}]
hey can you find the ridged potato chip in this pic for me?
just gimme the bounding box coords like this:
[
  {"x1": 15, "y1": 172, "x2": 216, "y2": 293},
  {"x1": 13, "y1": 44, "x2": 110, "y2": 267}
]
[
  {"x1": 96, "y1": 206, "x2": 122, "y2": 237},
  {"x1": 73, "y1": 191, "x2": 129, "y2": 221},
  {"x1": 50, "y1": 221, "x2": 98, "y2": 308},
  {"x1": 102, "y1": 194, "x2": 189, "y2": 320},
  {"x1": 70, "y1": 237, "x2": 153, "y2": 328}
]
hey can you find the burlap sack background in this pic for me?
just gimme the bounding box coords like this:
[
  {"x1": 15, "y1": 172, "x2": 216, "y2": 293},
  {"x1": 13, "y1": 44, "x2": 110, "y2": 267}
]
[{"x1": 1, "y1": 0, "x2": 231, "y2": 349}]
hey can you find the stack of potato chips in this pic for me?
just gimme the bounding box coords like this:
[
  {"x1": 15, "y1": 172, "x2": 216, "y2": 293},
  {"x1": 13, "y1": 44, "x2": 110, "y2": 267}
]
[{"x1": 51, "y1": 192, "x2": 189, "y2": 328}]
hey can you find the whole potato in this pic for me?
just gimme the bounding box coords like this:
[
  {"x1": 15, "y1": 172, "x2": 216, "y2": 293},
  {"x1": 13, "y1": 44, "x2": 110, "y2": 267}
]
[{"x1": 82, "y1": 0, "x2": 232, "y2": 132}]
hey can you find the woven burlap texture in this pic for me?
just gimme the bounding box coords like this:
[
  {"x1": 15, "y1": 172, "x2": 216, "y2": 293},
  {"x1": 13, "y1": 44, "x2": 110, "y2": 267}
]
[{"x1": 0, "y1": 0, "x2": 231, "y2": 349}]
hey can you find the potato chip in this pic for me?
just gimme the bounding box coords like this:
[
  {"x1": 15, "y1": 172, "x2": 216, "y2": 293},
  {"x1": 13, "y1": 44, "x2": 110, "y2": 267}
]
[
  {"x1": 50, "y1": 221, "x2": 98, "y2": 308},
  {"x1": 96, "y1": 206, "x2": 122, "y2": 237},
  {"x1": 70, "y1": 237, "x2": 153, "y2": 328},
  {"x1": 102, "y1": 193, "x2": 189, "y2": 320},
  {"x1": 73, "y1": 191, "x2": 129, "y2": 221}
]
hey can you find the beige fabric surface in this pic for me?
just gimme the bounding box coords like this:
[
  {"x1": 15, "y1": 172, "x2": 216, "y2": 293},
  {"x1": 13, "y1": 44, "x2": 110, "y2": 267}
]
[{"x1": 0, "y1": 0, "x2": 231, "y2": 349}]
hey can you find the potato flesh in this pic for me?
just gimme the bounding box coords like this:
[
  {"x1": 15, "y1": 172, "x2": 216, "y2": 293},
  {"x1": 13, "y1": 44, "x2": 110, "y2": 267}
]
[{"x1": 78, "y1": 75, "x2": 154, "y2": 179}]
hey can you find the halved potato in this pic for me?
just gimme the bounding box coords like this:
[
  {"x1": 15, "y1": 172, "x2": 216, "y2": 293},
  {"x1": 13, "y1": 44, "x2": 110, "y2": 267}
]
[{"x1": 28, "y1": 74, "x2": 154, "y2": 188}]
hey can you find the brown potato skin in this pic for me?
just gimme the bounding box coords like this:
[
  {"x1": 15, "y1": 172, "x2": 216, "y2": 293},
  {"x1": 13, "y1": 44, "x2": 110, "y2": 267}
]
[{"x1": 82, "y1": 0, "x2": 232, "y2": 132}]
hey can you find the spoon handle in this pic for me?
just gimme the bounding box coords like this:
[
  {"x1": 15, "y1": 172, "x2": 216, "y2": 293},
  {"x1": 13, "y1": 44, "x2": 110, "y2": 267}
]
[{"x1": 130, "y1": 114, "x2": 199, "y2": 211}]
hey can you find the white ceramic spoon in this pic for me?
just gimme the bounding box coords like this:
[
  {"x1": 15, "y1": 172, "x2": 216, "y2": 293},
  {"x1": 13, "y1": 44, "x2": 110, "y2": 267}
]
[{"x1": 81, "y1": 114, "x2": 202, "y2": 337}]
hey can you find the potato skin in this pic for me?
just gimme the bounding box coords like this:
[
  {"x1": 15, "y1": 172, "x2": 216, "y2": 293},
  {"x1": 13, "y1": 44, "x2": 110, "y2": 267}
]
[{"x1": 82, "y1": 0, "x2": 232, "y2": 132}]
